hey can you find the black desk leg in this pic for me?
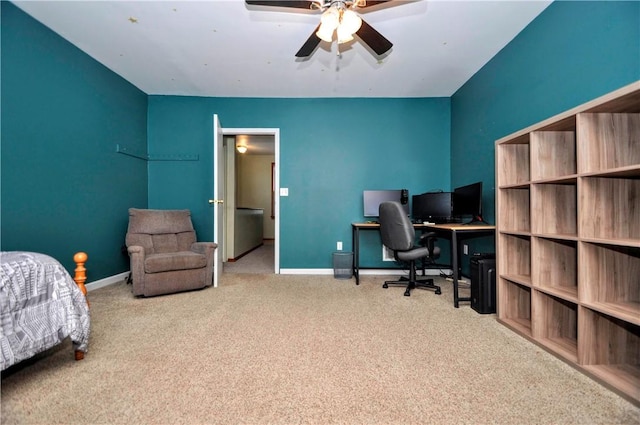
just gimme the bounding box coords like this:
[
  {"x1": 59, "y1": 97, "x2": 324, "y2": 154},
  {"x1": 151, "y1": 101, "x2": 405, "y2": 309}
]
[
  {"x1": 353, "y1": 226, "x2": 360, "y2": 285},
  {"x1": 452, "y1": 231, "x2": 460, "y2": 308}
]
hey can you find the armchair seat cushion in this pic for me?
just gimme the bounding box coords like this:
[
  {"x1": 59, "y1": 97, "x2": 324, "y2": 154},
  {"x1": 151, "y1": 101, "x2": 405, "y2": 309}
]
[{"x1": 144, "y1": 251, "x2": 207, "y2": 274}]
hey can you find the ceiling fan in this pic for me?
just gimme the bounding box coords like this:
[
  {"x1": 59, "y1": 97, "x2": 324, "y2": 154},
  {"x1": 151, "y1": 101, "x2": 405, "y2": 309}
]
[{"x1": 245, "y1": 0, "x2": 396, "y2": 57}]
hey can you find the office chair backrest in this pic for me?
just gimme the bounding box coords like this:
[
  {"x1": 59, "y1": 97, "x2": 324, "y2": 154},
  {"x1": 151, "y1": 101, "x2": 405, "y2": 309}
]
[{"x1": 379, "y1": 201, "x2": 414, "y2": 252}]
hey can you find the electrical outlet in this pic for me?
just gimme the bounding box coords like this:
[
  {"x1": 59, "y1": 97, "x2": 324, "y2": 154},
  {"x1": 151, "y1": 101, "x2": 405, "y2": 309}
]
[
  {"x1": 463, "y1": 244, "x2": 469, "y2": 255},
  {"x1": 337, "y1": 241, "x2": 343, "y2": 251},
  {"x1": 382, "y1": 245, "x2": 395, "y2": 261}
]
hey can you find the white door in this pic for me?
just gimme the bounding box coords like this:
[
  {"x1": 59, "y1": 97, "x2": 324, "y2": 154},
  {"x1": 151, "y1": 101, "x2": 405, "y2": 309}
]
[{"x1": 211, "y1": 114, "x2": 225, "y2": 287}]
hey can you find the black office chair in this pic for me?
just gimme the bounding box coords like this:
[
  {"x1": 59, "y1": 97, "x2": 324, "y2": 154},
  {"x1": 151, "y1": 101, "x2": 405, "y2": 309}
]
[{"x1": 379, "y1": 201, "x2": 442, "y2": 297}]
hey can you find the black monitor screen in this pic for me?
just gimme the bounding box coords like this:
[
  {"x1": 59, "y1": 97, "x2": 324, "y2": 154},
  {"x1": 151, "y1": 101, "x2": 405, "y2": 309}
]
[
  {"x1": 452, "y1": 181, "x2": 483, "y2": 219},
  {"x1": 363, "y1": 190, "x2": 408, "y2": 217},
  {"x1": 411, "y1": 192, "x2": 453, "y2": 222}
]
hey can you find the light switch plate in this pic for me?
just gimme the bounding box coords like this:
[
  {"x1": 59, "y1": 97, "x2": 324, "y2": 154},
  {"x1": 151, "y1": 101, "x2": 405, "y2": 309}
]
[{"x1": 279, "y1": 188, "x2": 289, "y2": 196}]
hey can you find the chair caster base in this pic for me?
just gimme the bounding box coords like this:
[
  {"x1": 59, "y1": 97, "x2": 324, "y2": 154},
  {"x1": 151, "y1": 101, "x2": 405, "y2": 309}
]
[
  {"x1": 404, "y1": 290, "x2": 411, "y2": 297},
  {"x1": 383, "y1": 283, "x2": 388, "y2": 289},
  {"x1": 435, "y1": 288, "x2": 442, "y2": 295}
]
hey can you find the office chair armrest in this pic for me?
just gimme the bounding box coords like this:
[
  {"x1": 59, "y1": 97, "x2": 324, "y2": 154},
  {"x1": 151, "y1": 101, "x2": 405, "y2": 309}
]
[
  {"x1": 418, "y1": 232, "x2": 438, "y2": 256},
  {"x1": 418, "y1": 231, "x2": 437, "y2": 242}
]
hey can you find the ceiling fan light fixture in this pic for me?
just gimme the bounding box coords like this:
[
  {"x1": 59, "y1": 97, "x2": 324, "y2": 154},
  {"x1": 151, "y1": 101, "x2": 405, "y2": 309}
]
[
  {"x1": 336, "y1": 24, "x2": 355, "y2": 43},
  {"x1": 316, "y1": 24, "x2": 335, "y2": 42},
  {"x1": 316, "y1": 7, "x2": 339, "y2": 42},
  {"x1": 340, "y1": 9, "x2": 362, "y2": 35}
]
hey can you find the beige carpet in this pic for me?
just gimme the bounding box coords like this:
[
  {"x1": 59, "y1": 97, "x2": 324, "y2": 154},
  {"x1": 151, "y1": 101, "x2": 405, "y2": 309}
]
[{"x1": 1, "y1": 273, "x2": 638, "y2": 425}]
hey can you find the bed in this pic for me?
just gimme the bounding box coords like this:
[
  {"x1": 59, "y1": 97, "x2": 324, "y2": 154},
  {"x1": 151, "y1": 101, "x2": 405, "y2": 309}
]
[{"x1": 0, "y1": 251, "x2": 90, "y2": 371}]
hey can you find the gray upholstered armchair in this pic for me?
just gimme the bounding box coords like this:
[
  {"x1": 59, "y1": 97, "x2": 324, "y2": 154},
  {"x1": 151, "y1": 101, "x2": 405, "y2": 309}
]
[{"x1": 125, "y1": 208, "x2": 217, "y2": 297}]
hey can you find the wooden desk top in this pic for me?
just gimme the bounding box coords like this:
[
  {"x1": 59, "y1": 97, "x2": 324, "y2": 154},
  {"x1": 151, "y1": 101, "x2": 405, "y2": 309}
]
[
  {"x1": 353, "y1": 222, "x2": 495, "y2": 231},
  {"x1": 424, "y1": 223, "x2": 495, "y2": 231}
]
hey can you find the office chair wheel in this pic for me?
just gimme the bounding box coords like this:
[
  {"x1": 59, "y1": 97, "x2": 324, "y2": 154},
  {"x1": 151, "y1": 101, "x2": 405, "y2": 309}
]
[
  {"x1": 435, "y1": 288, "x2": 442, "y2": 295},
  {"x1": 404, "y1": 289, "x2": 411, "y2": 297},
  {"x1": 383, "y1": 283, "x2": 388, "y2": 288}
]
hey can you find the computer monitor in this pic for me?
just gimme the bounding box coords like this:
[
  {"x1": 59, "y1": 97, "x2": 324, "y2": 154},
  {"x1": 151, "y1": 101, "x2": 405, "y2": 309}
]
[
  {"x1": 363, "y1": 190, "x2": 409, "y2": 218},
  {"x1": 452, "y1": 181, "x2": 483, "y2": 222},
  {"x1": 411, "y1": 192, "x2": 454, "y2": 223}
]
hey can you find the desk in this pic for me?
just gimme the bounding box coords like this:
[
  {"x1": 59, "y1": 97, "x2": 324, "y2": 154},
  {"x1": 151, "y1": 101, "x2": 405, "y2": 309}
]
[
  {"x1": 351, "y1": 222, "x2": 495, "y2": 308},
  {"x1": 422, "y1": 223, "x2": 495, "y2": 308},
  {"x1": 351, "y1": 221, "x2": 431, "y2": 285}
]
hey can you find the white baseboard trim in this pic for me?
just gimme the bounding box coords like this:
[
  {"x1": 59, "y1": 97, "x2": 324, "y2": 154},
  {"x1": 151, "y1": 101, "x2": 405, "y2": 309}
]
[
  {"x1": 86, "y1": 271, "x2": 129, "y2": 292},
  {"x1": 279, "y1": 269, "x2": 451, "y2": 276},
  {"x1": 85, "y1": 268, "x2": 453, "y2": 289},
  {"x1": 279, "y1": 269, "x2": 334, "y2": 275}
]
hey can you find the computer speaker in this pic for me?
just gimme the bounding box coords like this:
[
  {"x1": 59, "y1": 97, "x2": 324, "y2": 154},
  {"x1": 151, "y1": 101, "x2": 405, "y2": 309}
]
[{"x1": 401, "y1": 189, "x2": 409, "y2": 204}]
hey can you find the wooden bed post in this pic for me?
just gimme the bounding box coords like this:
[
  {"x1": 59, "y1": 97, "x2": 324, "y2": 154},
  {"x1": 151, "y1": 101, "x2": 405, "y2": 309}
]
[
  {"x1": 73, "y1": 252, "x2": 88, "y2": 361},
  {"x1": 73, "y1": 252, "x2": 89, "y2": 304}
]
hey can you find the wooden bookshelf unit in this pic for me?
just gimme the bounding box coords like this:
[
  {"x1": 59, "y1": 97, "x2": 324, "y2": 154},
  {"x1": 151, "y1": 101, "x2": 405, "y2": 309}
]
[{"x1": 495, "y1": 81, "x2": 640, "y2": 406}]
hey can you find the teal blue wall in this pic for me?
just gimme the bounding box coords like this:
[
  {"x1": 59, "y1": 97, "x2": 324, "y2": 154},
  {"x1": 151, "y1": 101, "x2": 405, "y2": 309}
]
[
  {"x1": 450, "y1": 0, "x2": 640, "y2": 259},
  {"x1": 3, "y1": 1, "x2": 639, "y2": 277},
  {"x1": 1, "y1": 2, "x2": 149, "y2": 278},
  {"x1": 147, "y1": 97, "x2": 451, "y2": 268},
  {"x1": 452, "y1": 0, "x2": 640, "y2": 220}
]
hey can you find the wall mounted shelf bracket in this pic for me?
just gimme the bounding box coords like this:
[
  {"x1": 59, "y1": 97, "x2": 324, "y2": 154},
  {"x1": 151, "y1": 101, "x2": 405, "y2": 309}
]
[{"x1": 116, "y1": 144, "x2": 199, "y2": 161}]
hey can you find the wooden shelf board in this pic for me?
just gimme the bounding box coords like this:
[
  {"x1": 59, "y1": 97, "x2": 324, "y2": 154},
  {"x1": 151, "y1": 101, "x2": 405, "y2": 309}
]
[
  {"x1": 582, "y1": 364, "x2": 640, "y2": 405},
  {"x1": 500, "y1": 274, "x2": 532, "y2": 287},
  {"x1": 580, "y1": 165, "x2": 640, "y2": 179},
  {"x1": 498, "y1": 230, "x2": 531, "y2": 238},
  {"x1": 535, "y1": 285, "x2": 578, "y2": 303},
  {"x1": 579, "y1": 237, "x2": 640, "y2": 249},
  {"x1": 498, "y1": 317, "x2": 532, "y2": 337},
  {"x1": 581, "y1": 301, "x2": 640, "y2": 326},
  {"x1": 496, "y1": 133, "x2": 530, "y2": 145},
  {"x1": 539, "y1": 336, "x2": 578, "y2": 363},
  {"x1": 531, "y1": 175, "x2": 579, "y2": 185},
  {"x1": 584, "y1": 86, "x2": 640, "y2": 113},
  {"x1": 533, "y1": 233, "x2": 578, "y2": 241},
  {"x1": 498, "y1": 182, "x2": 531, "y2": 189}
]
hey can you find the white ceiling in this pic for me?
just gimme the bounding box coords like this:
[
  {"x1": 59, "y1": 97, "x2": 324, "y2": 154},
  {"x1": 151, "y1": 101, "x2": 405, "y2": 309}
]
[{"x1": 14, "y1": 0, "x2": 552, "y2": 99}]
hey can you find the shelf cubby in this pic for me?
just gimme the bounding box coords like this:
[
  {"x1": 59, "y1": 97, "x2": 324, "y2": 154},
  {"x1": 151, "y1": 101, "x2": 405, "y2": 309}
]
[
  {"x1": 579, "y1": 242, "x2": 640, "y2": 325},
  {"x1": 579, "y1": 176, "x2": 640, "y2": 242},
  {"x1": 498, "y1": 233, "x2": 531, "y2": 285},
  {"x1": 578, "y1": 307, "x2": 640, "y2": 401},
  {"x1": 530, "y1": 131, "x2": 576, "y2": 181},
  {"x1": 498, "y1": 279, "x2": 532, "y2": 337},
  {"x1": 531, "y1": 182, "x2": 577, "y2": 237},
  {"x1": 498, "y1": 187, "x2": 530, "y2": 233},
  {"x1": 532, "y1": 237, "x2": 577, "y2": 301},
  {"x1": 497, "y1": 136, "x2": 530, "y2": 186},
  {"x1": 577, "y1": 113, "x2": 640, "y2": 174},
  {"x1": 532, "y1": 291, "x2": 578, "y2": 362}
]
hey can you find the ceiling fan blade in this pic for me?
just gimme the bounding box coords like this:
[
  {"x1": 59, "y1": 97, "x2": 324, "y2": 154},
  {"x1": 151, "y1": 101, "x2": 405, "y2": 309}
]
[
  {"x1": 245, "y1": 0, "x2": 320, "y2": 10},
  {"x1": 295, "y1": 24, "x2": 322, "y2": 57},
  {"x1": 355, "y1": 19, "x2": 393, "y2": 55}
]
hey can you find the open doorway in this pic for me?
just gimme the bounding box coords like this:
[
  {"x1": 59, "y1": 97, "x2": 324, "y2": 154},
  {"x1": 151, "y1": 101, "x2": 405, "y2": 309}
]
[{"x1": 221, "y1": 128, "x2": 279, "y2": 274}]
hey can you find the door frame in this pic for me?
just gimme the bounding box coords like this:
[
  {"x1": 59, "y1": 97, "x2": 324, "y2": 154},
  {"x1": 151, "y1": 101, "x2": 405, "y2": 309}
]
[{"x1": 222, "y1": 127, "x2": 280, "y2": 274}]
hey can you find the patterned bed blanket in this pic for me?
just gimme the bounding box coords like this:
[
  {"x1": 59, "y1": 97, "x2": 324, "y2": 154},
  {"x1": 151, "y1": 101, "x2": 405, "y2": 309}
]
[{"x1": 0, "y1": 251, "x2": 90, "y2": 370}]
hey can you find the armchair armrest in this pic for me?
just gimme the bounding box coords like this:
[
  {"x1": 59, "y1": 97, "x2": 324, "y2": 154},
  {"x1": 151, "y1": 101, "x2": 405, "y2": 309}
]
[
  {"x1": 191, "y1": 242, "x2": 218, "y2": 286},
  {"x1": 191, "y1": 242, "x2": 218, "y2": 256},
  {"x1": 127, "y1": 245, "x2": 146, "y2": 295}
]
